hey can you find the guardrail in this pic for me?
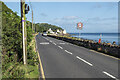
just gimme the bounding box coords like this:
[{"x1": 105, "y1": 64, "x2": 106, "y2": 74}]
[{"x1": 48, "y1": 35, "x2": 120, "y2": 58}]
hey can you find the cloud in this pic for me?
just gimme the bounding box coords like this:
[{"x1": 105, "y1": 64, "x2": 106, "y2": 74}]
[
  {"x1": 92, "y1": 3, "x2": 117, "y2": 9},
  {"x1": 86, "y1": 17, "x2": 117, "y2": 23},
  {"x1": 102, "y1": 17, "x2": 117, "y2": 20},
  {"x1": 40, "y1": 13, "x2": 47, "y2": 17},
  {"x1": 62, "y1": 16, "x2": 79, "y2": 20},
  {"x1": 92, "y1": 4, "x2": 102, "y2": 8},
  {"x1": 51, "y1": 16, "x2": 80, "y2": 24}
]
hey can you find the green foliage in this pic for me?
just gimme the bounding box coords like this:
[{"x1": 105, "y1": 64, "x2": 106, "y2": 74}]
[
  {"x1": 2, "y1": 1, "x2": 22, "y2": 61},
  {"x1": 26, "y1": 21, "x2": 33, "y2": 44},
  {"x1": 27, "y1": 45, "x2": 39, "y2": 66},
  {"x1": 2, "y1": 2, "x2": 39, "y2": 78},
  {"x1": 35, "y1": 23, "x2": 63, "y2": 33},
  {"x1": 2, "y1": 1, "x2": 24, "y2": 78}
]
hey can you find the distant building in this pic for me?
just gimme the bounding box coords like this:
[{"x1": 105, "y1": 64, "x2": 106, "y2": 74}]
[
  {"x1": 47, "y1": 28, "x2": 54, "y2": 34},
  {"x1": 63, "y1": 29, "x2": 67, "y2": 34},
  {"x1": 57, "y1": 29, "x2": 60, "y2": 33}
]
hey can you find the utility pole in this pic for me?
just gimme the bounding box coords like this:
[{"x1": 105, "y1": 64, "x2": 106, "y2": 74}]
[
  {"x1": 21, "y1": 0, "x2": 30, "y2": 65},
  {"x1": 21, "y1": 0, "x2": 27, "y2": 65},
  {"x1": 32, "y1": 10, "x2": 34, "y2": 33}
]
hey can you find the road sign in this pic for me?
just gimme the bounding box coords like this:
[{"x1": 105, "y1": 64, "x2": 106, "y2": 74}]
[{"x1": 77, "y1": 22, "x2": 83, "y2": 30}]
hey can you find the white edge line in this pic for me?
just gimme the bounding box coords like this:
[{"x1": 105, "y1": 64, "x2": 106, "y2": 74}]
[
  {"x1": 76, "y1": 56, "x2": 93, "y2": 66},
  {"x1": 103, "y1": 71, "x2": 117, "y2": 79}
]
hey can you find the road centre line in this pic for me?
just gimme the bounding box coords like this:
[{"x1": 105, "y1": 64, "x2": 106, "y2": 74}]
[
  {"x1": 103, "y1": 71, "x2": 118, "y2": 80},
  {"x1": 59, "y1": 43, "x2": 66, "y2": 44},
  {"x1": 58, "y1": 46, "x2": 63, "y2": 49},
  {"x1": 76, "y1": 56, "x2": 93, "y2": 66},
  {"x1": 64, "y1": 50, "x2": 73, "y2": 55},
  {"x1": 40, "y1": 42, "x2": 49, "y2": 45},
  {"x1": 53, "y1": 42, "x2": 56, "y2": 45},
  {"x1": 69, "y1": 41, "x2": 120, "y2": 60},
  {"x1": 42, "y1": 37, "x2": 49, "y2": 41},
  {"x1": 49, "y1": 40, "x2": 52, "y2": 42}
]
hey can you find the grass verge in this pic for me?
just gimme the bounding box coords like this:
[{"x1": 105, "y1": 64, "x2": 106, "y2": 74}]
[
  {"x1": 25, "y1": 33, "x2": 39, "y2": 78},
  {"x1": 2, "y1": 33, "x2": 39, "y2": 78}
]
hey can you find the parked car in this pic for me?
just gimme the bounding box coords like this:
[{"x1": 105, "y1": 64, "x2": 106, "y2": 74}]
[{"x1": 42, "y1": 32, "x2": 47, "y2": 36}]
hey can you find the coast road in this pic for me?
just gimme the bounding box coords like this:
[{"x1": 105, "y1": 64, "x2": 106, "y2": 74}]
[{"x1": 36, "y1": 33, "x2": 119, "y2": 79}]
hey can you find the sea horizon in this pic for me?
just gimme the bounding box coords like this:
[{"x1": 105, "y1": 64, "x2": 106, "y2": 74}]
[{"x1": 69, "y1": 33, "x2": 119, "y2": 45}]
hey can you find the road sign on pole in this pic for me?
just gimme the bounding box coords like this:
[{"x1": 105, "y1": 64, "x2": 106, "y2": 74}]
[
  {"x1": 77, "y1": 22, "x2": 83, "y2": 39},
  {"x1": 77, "y1": 22, "x2": 83, "y2": 30}
]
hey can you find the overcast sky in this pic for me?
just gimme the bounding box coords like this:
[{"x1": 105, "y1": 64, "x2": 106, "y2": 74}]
[{"x1": 4, "y1": 2, "x2": 118, "y2": 33}]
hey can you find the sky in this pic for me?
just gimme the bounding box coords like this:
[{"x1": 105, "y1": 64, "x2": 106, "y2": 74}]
[{"x1": 4, "y1": 2, "x2": 118, "y2": 33}]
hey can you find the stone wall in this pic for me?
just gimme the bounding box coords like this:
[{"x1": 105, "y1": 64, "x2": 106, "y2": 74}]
[{"x1": 48, "y1": 35, "x2": 120, "y2": 58}]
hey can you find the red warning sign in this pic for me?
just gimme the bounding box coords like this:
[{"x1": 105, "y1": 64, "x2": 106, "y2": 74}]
[{"x1": 77, "y1": 22, "x2": 83, "y2": 30}]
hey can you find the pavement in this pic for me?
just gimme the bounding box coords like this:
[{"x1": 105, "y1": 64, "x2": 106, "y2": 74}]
[{"x1": 36, "y1": 33, "x2": 119, "y2": 79}]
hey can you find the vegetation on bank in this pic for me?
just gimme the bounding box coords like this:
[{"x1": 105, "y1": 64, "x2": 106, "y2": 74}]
[
  {"x1": 2, "y1": 1, "x2": 39, "y2": 78},
  {"x1": 1, "y1": 1, "x2": 63, "y2": 78},
  {"x1": 34, "y1": 23, "x2": 63, "y2": 33}
]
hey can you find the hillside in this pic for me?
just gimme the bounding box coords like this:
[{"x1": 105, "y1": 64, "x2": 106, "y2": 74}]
[
  {"x1": 35, "y1": 23, "x2": 63, "y2": 33},
  {"x1": 2, "y1": 1, "x2": 39, "y2": 78},
  {"x1": 1, "y1": 1, "x2": 64, "y2": 78}
]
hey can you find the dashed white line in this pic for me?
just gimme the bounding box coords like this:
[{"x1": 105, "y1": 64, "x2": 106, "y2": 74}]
[
  {"x1": 43, "y1": 37, "x2": 49, "y2": 40},
  {"x1": 53, "y1": 42, "x2": 56, "y2": 45},
  {"x1": 76, "y1": 56, "x2": 93, "y2": 66},
  {"x1": 65, "y1": 50, "x2": 73, "y2": 55},
  {"x1": 40, "y1": 42, "x2": 49, "y2": 45},
  {"x1": 58, "y1": 46, "x2": 63, "y2": 49},
  {"x1": 103, "y1": 71, "x2": 117, "y2": 79},
  {"x1": 59, "y1": 43, "x2": 66, "y2": 44},
  {"x1": 49, "y1": 40, "x2": 52, "y2": 42}
]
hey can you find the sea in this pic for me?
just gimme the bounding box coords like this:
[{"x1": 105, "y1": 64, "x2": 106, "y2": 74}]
[{"x1": 69, "y1": 33, "x2": 120, "y2": 45}]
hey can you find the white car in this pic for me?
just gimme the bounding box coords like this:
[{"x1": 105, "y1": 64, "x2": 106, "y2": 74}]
[{"x1": 42, "y1": 32, "x2": 47, "y2": 36}]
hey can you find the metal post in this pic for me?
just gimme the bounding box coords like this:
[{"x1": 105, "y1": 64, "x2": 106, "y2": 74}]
[
  {"x1": 79, "y1": 30, "x2": 80, "y2": 39},
  {"x1": 21, "y1": 0, "x2": 27, "y2": 65},
  {"x1": 0, "y1": 1, "x2": 2, "y2": 79},
  {"x1": 32, "y1": 10, "x2": 33, "y2": 33}
]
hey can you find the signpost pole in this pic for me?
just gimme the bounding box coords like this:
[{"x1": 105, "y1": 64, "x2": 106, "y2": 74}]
[
  {"x1": 77, "y1": 22, "x2": 83, "y2": 39},
  {"x1": 79, "y1": 30, "x2": 80, "y2": 39}
]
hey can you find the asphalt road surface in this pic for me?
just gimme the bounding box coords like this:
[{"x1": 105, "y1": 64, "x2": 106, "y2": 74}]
[{"x1": 36, "y1": 33, "x2": 119, "y2": 79}]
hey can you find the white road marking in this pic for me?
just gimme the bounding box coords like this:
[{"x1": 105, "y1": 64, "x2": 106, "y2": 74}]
[
  {"x1": 69, "y1": 43, "x2": 88, "y2": 50},
  {"x1": 58, "y1": 46, "x2": 63, "y2": 49},
  {"x1": 43, "y1": 37, "x2": 48, "y2": 40},
  {"x1": 76, "y1": 56, "x2": 93, "y2": 66},
  {"x1": 103, "y1": 71, "x2": 118, "y2": 79},
  {"x1": 43, "y1": 37, "x2": 49, "y2": 41},
  {"x1": 65, "y1": 50, "x2": 73, "y2": 55},
  {"x1": 69, "y1": 43, "x2": 74, "y2": 46},
  {"x1": 50, "y1": 40, "x2": 52, "y2": 42},
  {"x1": 59, "y1": 43, "x2": 66, "y2": 44},
  {"x1": 40, "y1": 42, "x2": 49, "y2": 45},
  {"x1": 53, "y1": 43, "x2": 57, "y2": 45}
]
